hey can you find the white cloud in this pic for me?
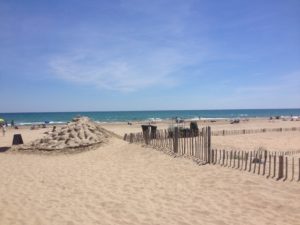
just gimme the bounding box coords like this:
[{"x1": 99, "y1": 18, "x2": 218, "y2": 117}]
[
  {"x1": 47, "y1": 0, "x2": 202, "y2": 92},
  {"x1": 49, "y1": 47, "x2": 189, "y2": 92}
]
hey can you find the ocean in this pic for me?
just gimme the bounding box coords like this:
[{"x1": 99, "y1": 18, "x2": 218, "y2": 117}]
[{"x1": 0, "y1": 109, "x2": 300, "y2": 126}]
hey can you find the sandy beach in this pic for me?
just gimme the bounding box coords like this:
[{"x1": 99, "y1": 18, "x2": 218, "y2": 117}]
[{"x1": 1, "y1": 118, "x2": 300, "y2": 225}]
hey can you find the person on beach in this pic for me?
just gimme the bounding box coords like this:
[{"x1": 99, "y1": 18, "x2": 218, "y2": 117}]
[
  {"x1": 2, "y1": 125, "x2": 6, "y2": 136},
  {"x1": 11, "y1": 120, "x2": 14, "y2": 127}
]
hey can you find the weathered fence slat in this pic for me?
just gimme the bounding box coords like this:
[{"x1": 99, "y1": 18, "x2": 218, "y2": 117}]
[
  {"x1": 291, "y1": 157, "x2": 294, "y2": 182},
  {"x1": 277, "y1": 156, "x2": 284, "y2": 180}
]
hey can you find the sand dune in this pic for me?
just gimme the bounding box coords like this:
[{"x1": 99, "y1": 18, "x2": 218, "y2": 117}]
[{"x1": 1, "y1": 137, "x2": 300, "y2": 225}]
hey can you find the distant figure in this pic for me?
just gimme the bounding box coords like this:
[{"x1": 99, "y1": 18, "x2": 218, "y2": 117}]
[
  {"x1": 2, "y1": 125, "x2": 6, "y2": 136},
  {"x1": 52, "y1": 126, "x2": 56, "y2": 132},
  {"x1": 11, "y1": 120, "x2": 14, "y2": 127},
  {"x1": 5, "y1": 121, "x2": 8, "y2": 127}
]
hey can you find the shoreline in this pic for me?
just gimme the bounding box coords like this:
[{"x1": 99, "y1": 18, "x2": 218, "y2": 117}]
[{"x1": 3, "y1": 115, "x2": 300, "y2": 127}]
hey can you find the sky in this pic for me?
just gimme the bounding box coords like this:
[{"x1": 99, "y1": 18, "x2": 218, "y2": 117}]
[{"x1": 0, "y1": 0, "x2": 299, "y2": 112}]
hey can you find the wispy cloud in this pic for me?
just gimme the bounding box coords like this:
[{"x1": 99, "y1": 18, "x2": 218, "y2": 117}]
[
  {"x1": 49, "y1": 47, "x2": 188, "y2": 92},
  {"x1": 48, "y1": 0, "x2": 204, "y2": 92}
]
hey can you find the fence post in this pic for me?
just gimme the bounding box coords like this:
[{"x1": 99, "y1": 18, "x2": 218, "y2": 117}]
[
  {"x1": 225, "y1": 151, "x2": 228, "y2": 167},
  {"x1": 258, "y1": 153, "x2": 262, "y2": 175},
  {"x1": 173, "y1": 127, "x2": 179, "y2": 153},
  {"x1": 222, "y1": 149, "x2": 225, "y2": 166},
  {"x1": 229, "y1": 150, "x2": 232, "y2": 167},
  {"x1": 273, "y1": 154, "x2": 277, "y2": 179},
  {"x1": 290, "y1": 158, "x2": 294, "y2": 182},
  {"x1": 267, "y1": 154, "x2": 271, "y2": 178},
  {"x1": 233, "y1": 151, "x2": 236, "y2": 168},
  {"x1": 277, "y1": 155, "x2": 284, "y2": 180},
  {"x1": 237, "y1": 151, "x2": 240, "y2": 169},
  {"x1": 207, "y1": 126, "x2": 211, "y2": 164},
  {"x1": 245, "y1": 152, "x2": 249, "y2": 171},
  {"x1": 249, "y1": 152, "x2": 252, "y2": 172},
  {"x1": 240, "y1": 151, "x2": 244, "y2": 171},
  {"x1": 253, "y1": 152, "x2": 257, "y2": 174},
  {"x1": 298, "y1": 158, "x2": 300, "y2": 182},
  {"x1": 145, "y1": 132, "x2": 149, "y2": 145},
  {"x1": 283, "y1": 157, "x2": 288, "y2": 181},
  {"x1": 263, "y1": 151, "x2": 267, "y2": 175},
  {"x1": 129, "y1": 133, "x2": 134, "y2": 143}
]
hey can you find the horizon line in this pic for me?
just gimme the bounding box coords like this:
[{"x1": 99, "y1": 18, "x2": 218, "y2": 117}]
[{"x1": 1, "y1": 107, "x2": 300, "y2": 114}]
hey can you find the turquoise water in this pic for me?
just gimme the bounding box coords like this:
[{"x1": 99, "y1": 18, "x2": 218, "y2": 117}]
[{"x1": 1, "y1": 109, "x2": 300, "y2": 125}]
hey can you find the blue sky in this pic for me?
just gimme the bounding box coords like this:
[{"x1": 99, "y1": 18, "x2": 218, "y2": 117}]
[{"x1": 0, "y1": 0, "x2": 299, "y2": 112}]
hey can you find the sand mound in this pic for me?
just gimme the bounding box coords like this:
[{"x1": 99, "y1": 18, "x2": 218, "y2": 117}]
[{"x1": 18, "y1": 117, "x2": 110, "y2": 151}]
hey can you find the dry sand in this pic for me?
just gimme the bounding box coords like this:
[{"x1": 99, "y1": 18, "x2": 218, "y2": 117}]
[{"x1": 0, "y1": 119, "x2": 300, "y2": 225}]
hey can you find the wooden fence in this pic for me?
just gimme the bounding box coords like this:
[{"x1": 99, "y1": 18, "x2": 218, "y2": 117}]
[
  {"x1": 212, "y1": 127, "x2": 300, "y2": 136},
  {"x1": 210, "y1": 149, "x2": 300, "y2": 182},
  {"x1": 124, "y1": 126, "x2": 212, "y2": 162},
  {"x1": 124, "y1": 127, "x2": 300, "y2": 182}
]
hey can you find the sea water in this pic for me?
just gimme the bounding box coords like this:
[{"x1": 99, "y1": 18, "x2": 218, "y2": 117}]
[{"x1": 1, "y1": 109, "x2": 300, "y2": 125}]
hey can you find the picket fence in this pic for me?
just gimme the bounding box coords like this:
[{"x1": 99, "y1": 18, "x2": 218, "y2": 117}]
[
  {"x1": 212, "y1": 127, "x2": 300, "y2": 136},
  {"x1": 124, "y1": 127, "x2": 300, "y2": 182}
]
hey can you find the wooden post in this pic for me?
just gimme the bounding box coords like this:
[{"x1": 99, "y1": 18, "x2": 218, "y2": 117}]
[
  {"x1": 229, "y1": 150, "x2": 232, "y2": 167},
  {"x1": 263, "y1": 153, "x2": 267, "y2": 176},
  {"x1": 290, "y1": 157, "x2": 294, "y2": 182},
  {"x1": 129, "y1": 133, "x2": 134, "y2": 143},
  {"x1": 277, "y1": 155, "x2": 284, "y2": 180},
  {"x1": 123, "y1": 134, "x2": 127, "y2": 141},
  {"x1": 267, "y1": 154, "x2": 271, "y2": 178},
  {"x1": 199, "y1": 133, "x2": 201, "y2": 159},
  {"x1": 245, "y1": 152, "x2": 248, "y2": 171},
  {"x1": 233, "y1": 151, "x2": 236, "y2": 168},
  {"x1": 298, "y1": 158, "x2": 300, "y2": 182},
  {"x1": 283, "y1": 157, "x2": 288, "y2": 181},
  {"x1": 191, "y1": 132, "x2": 194, "y2": 156},
  {"x1": 183, "y1": 132, "x2": 186, "y2": 155},
  {"x1": 225, "y1": 151, "x2": 228, "y2": 167},
  {"x1": 273, "y1": 155, "x2": 277, "y2": 179},
  {"x1": 211, "y1": 150, "x2": 214, "y2": 164},
  {"x1": 222, "y1": 150, "x2": 225, "y2": 166},
  {"x1": 203, "y1": 131, "x2": 206, "y2": 157},
  {"x1": 240, "y1": 151, "x2": 244, "y2": 171},
  {"x1": 237, "y1": 151, "x2": 240, "y2": 169},
  {"x1": 173, "y1": 127, "x2": 179, "y2": 153},
  {"x1": 145, "y1": 131, "x2": 149, "y2": 145},
  {"x1": 249, "y1": 152, "x2": 252, "y2": 172},
  {"x1": 207, "y1": 126, "x2": 211, "y2": 164},
  {"x1": 253, "y1": 152, "x2": 257, "y2": 174},
  {"x1": 258, "y1": 153, "x2": 262, "y2": 175}
]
